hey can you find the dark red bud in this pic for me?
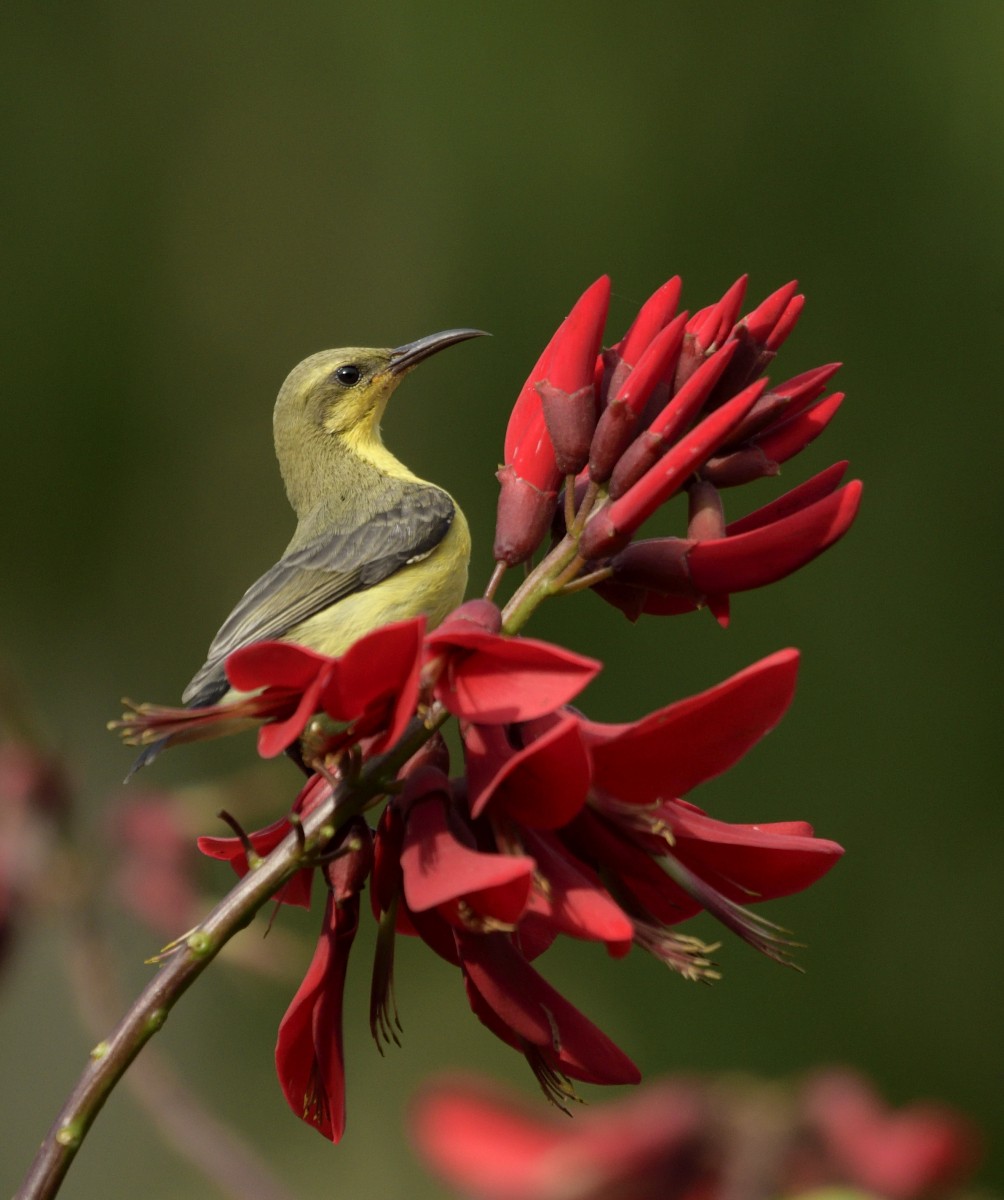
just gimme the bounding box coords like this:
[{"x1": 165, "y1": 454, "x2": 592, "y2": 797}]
[
  {"x1": 581, "y1": 383, "x2": 762, "y2": 560},
  {"x1": 687, "y1": 480, "x2": 725, "y2": 541},
  {"x1": 608, "y1": 343, "x2": 745, "y2": 500},
  {"x1": 493, "y1": 467, "x2": 559, "y2": 566},
  {"x1": 537, "y1": 380, "x2": 596, "y2": 476},
  {"x1": 434, "y1": 599, "x2": 503, "y2": 638},
  {"x1": 701, "y1": 446, "x2": 780, "y2": 488},
  {"x1": 609, "y1": 537, "x2": 696, "y2": 594}
]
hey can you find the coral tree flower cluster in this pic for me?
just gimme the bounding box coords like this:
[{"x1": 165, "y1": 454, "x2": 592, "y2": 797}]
[
  {"x1": 112, "y1": 272, "x2": 862, "y2": 1146},
  {"x1": 411, "y1": 1070, "x2": 983, "y2": 1200},
  {"x1": 495, "y1": 274, "x2": 861, "y2": 626},
  {"x1": 194, "y1": 606, "x2": 841, "y2": 1142}
]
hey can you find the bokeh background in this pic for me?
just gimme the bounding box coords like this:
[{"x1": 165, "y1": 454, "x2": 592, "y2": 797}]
[{"x1": 2, "y1": 3, "x2": 1001, "y2": 1197}]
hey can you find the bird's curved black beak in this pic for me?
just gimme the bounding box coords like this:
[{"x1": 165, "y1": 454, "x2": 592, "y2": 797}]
[{"x1": 388, "y1": 328, "x2": 489, "y2": 375}]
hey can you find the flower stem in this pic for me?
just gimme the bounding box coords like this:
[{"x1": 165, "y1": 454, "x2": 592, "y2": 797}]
[{"x1": 499, "y1": 534, "x2": 580, "y2": 633}]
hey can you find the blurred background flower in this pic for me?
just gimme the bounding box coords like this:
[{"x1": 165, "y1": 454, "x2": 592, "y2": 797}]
[
  {"x1": 1, "y1": 3, "x2": 1000, "y2": 1197},
  {"x1": 410, "y1": 1069, "x2": 985, "y2": 1200}
]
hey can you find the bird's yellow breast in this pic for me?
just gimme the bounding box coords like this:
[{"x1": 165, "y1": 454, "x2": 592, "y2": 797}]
[{"x1": 284, "y1": 502, "x2": 471, "y2": 658}]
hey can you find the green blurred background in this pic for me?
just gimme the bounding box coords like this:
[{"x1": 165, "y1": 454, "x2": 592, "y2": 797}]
[{"x1": 2, "y1": 3, "x2": 1001, "y2": 1196}]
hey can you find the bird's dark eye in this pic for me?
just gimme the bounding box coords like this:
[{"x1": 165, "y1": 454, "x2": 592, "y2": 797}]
[{"x1": 334, "y1": 364, "x2": 361, "y2": 386}]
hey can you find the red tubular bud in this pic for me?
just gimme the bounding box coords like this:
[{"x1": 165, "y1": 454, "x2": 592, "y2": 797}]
[
  {"x1": 608, "y1": 342, "x2": 745, "y2": 500},
  {"x1": 765, "y1": 293, "x2": 805, "y2": 351},
  {"x1": 720, "y1": 389, "x2": 799, "y2": 446},
  {"x1": 675, "y1": 276, "x2": 749, "y2": 391},
  {"x1": 504, "y1": 339, "x2": 556, "y2": 464},
  {"x1": 493, "y1": 465, "x2": 559, "y2": 566},
  {"x1": 726, "y1": 461, "x2": 849, "y2": 536},
  {"x1": 687, "y1": 480, "x2": 725, "y2": 541},
  {"x1": 580, "y1": 383, "x2": 762, "y2": 560},
  {"x1": 536, "y1": 276, "x2": 610, "y2": 475},
  {"x1": 754, "y1": 391, "x2": 844, "y2": 465},
  {"x1": 686, "y1": 481, "x2": 863, "y2": 594},
  {"x1": 738, "y1": 280, "x2": 800, "y2": 344},
  {"x1": 589, "y1": 314, "x2": 687, "y2": 484},
  {"x1": 614, "y1": 276, "x2": 682, "y2": 370}
]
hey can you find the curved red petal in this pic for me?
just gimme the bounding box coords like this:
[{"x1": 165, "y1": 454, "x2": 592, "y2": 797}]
[
  {"x1": 581, "y1": 650, "x2": 801, "y2": 802},
  {"x1": 458, "y1": 931, "x2": 640, "y2": 1086},
  {"x1": 401, "y1": 794, "x2": 535, "y2": 919},
  {"x1": 275, "y1": 893, "x2": 357, "y2": 1142},
  {"x1": 467, "y1": 714, "x2": 591, "y2": 829},
  {"x1": 225, "y1": 640, "x2": 332, "y2": 692},
  {"x1": 434, "y1": 635, "x2": 601, "y2": 724},
  {"x1": 688, "y1": 482, "x2": 863, "y2": 594}
]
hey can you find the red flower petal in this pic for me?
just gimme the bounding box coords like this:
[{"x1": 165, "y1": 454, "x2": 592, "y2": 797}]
[
  {"x1": 457, "y1": 931, "x2": 640, "y2": 1086},
  {"x1": 466, "y1": 714, "x2": 592, "y2": 829},
  {"x1": 257, "y1": 671, "x2": 328, "y2": 758},
  {"x1": 275, "y1": 891, "x2": 357, "y2": 1142},
  {"x1": 665, "y1": 798, "x2": 844, "y2": 901},
  {"x1": 725, "y1": 461, "x2": 849, "y2": 536},
  {"x1": 522, "y1": 829, "x2": 634, "y2": 954},
  {"x1": 400, "y1": 792, "x2": 535, "y2": 923},
  {"x1": 581, "y1": 650, "x2": 801, "y2": 803},
  {"x1": 429, "y1": 631, "x2": 601, "y2": 723},
  {"x1": 322, "y1": 616, "x2": 424, "y2": 751},
  {"x1": 225, "y1": 640, "x2": 333, "y2": 692}
]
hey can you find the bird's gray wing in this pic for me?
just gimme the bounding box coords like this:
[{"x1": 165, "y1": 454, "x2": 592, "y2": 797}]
[{"x1": 182, "y1": 486, "x2": 455, "y2": 707}]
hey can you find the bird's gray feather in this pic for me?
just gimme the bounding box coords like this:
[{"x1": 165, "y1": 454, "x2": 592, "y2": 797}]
[{"x1": 182, "y1": 485, "x2": 454, "y2": 707}]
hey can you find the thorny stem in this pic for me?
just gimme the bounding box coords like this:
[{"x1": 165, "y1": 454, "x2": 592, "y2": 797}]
[
  {"x1": 15, "y1": 712, "x2": 438, "y2": 1200},
  {"x1": 65, "y1": 901, "x2": 298, "y2": 1200}
]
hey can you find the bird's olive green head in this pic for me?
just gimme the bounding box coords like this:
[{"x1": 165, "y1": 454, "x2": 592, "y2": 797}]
[{"x1": 272, "y1": 329, "x2": 486, "y2": 517}]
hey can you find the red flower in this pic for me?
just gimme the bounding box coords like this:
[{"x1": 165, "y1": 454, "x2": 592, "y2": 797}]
[
  {"x1": 274, "y1": 819, "x2": 372, "y2": 1143},
  {"x1": 226, "y1": 615, "x2": 425, "y2": 758},
  {"x1": 457, "y1": 930, "x2": 640, "y2": 1099},
  {"x1": 426, "y1": 602, "x2": 601, "y2": 723},
  {"x1": 411, "y1": 1070, "x2": 986, "y2": 1200}
]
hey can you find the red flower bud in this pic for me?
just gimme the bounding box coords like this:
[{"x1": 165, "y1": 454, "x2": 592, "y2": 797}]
[
  {"x1": 582, "y1": 381, "x2": 762, "y2": 561},
  {"x1": 588, "y1": 313, "x2": 687, "y2": 484},
  {"x1": 536, "y1": 276, "x2": 610, "y2": 475},
  {"x1": 608, "y1": 341, "x2": 742, "y2": 500},
  {"x1": 754, "y1": 390, "x2": 844, "y2": 465}
]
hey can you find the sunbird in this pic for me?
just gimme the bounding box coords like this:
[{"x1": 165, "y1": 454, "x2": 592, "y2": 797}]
[{"x1": 181, "y1": 328, "x2": 485, "y2": 709}]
